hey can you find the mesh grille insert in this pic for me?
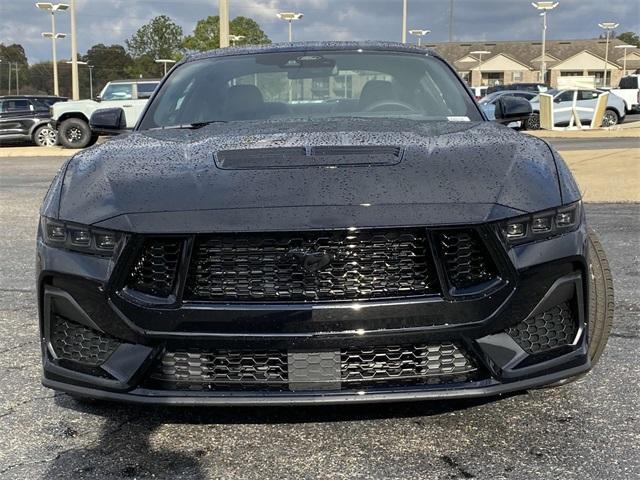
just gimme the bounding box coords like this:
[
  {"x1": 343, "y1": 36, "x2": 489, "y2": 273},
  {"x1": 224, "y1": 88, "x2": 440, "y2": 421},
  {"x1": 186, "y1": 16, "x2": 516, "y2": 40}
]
[
  {"x1": 507, "y1": 302, "x2": 577, "y2": 354},
  {"x1": 128, "y1": 239, "x2": 182, "y2": 297},
  {"x1": 437, "y1": 230, "x2": 498, "y2": 289},
  {"x1": 184, "y1": 228, "x2": 440, "y2": 302},
  {"x1": 341, "y1": 343, "x2": 477, "y2": 386},
  {"x1": 51, "y1": 316, "x2": 120, "y2": 366}
]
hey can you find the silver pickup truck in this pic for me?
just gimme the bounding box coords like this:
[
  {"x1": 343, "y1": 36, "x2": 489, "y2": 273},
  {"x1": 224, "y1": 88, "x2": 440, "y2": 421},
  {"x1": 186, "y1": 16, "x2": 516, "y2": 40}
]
[{"x1": 51, "y1": 79, "x2": 159, "y2": 148}]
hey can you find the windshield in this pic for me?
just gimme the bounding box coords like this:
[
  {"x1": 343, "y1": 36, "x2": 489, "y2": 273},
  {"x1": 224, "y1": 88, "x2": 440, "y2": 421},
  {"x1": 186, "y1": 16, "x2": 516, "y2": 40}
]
[{"x1": 139, "y1": 50, "x2": 482, "y2": 129}]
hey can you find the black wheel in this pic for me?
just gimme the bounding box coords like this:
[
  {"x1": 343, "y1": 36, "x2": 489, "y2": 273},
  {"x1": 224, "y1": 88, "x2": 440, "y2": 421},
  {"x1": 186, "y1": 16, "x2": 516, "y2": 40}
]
[
  {"x1": 58, "y1": 118, "x2": 98, "y2": 149},
  {"x1": 525, "y1": 113, "x2": 540, "y2": 130},
  {"x1": 601, "y1": 109, "x2": 619, "y2": 127},
  {"x1": 586, "y1": 228, "x2": 614, "y2": 365},
  {"x1": 32, "y1": 125, "x2": 58, "y2": 147}
]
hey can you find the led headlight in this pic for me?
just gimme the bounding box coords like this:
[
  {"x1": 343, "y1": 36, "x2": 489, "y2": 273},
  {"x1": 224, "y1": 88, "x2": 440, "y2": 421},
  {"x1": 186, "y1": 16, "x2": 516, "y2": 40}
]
[
  {"x1": 501, "y1": 201, "x2": 581, "y2": 246},
  {"x1": 40, "y1": 217, "x2": 122, "y2": 256}
]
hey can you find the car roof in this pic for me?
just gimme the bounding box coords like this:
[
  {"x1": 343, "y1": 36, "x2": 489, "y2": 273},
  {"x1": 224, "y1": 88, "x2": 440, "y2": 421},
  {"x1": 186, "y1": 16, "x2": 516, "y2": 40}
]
[{"x1": 184, "y1": 41, "x2": 443, "y2": 64}]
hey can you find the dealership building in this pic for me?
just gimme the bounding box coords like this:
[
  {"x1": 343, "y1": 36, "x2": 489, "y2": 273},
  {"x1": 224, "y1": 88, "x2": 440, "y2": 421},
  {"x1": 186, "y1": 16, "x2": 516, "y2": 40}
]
[{"x1": 427, "y1": 38, "x2": 640, "y2": 88}]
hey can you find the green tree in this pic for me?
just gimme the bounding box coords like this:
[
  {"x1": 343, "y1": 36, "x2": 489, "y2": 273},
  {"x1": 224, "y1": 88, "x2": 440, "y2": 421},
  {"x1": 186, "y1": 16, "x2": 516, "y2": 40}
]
[
  {"x1": 126, "y1": 15, "x2": 184, "y2": 60},
  {"x1": 617, "y1": 32, "x2": 640, "y2": 48},
  {"x1": 0, "y1": 43, "x2": 29, "y2": 94},
  {"x1": 183, "y1": 15, "x2": 271, "y2": 52}
]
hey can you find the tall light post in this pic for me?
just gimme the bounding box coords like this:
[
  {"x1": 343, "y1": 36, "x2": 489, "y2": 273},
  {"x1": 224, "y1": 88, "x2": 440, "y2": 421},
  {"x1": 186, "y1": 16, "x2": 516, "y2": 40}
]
[
  {"x1": 532, "y1": 2, "x2": 558, "y2": 85},
  {"x1": 69, "y1": 0, "x2": 79, "y2": 99},
  {"x1": 402, "y1": 0, "x2": 408, "y2": 43},
  {"x1": 36, "y1": 3, "x2": 69, "y2": 96},
  {"x1": 67, "y1": 60, "x2": 94, "y2": 98},
  {"x1": 229, "y1": 35, "x2": 246, "y2": 46},
  {"x1": 155, "y1": 59, "x2": 176, "y2": 76},
  {"x1": 449, "y1": 0, "x2": 454, "y2": 42},
  {"x1": 277, "y1": 12, "x2": 303, "y2": 42},
  {"x1": 614, "y1": 44, "x2": 637, "y2": 77},
  {"x1": 599, "y1": 22, "x2": 619, "y2": 87},
  {"x1": 409, "y1": 29, "x2": 431, "y2": 47},
  {"x1": 470, "y1": 50, "x2": 491, "y2": 86},
  {"x1": 219, "y1": 0, "x2": 229, "y2": 47}
]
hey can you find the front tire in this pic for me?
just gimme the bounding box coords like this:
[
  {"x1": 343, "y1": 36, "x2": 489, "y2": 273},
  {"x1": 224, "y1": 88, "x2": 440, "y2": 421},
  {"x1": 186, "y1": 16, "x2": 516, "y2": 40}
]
[
  {"x1": 601, "y1": 109, "x2": 619, "y2": 128},
  {"x1": 58, "y1": 118, "x2": 98, "y2": 149},
  {"x1": 33, "y1": 125, "x2": 58, "y2": 147},
  {"x1": 586, "y1": 228, "x2": 614, "y2": 365}
]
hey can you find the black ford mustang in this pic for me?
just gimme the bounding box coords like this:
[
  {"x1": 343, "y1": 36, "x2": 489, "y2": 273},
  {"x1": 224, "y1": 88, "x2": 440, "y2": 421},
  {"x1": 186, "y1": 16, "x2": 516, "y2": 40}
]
[{"x1": 37, "y1": 42, "x2": 614, "y2": 405}]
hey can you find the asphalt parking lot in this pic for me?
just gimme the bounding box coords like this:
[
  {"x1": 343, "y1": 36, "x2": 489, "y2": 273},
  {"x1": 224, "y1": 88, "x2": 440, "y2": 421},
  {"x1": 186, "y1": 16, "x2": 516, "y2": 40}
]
[{"x1": 1, "y1": 155, "x2": 638, "y2": 479}]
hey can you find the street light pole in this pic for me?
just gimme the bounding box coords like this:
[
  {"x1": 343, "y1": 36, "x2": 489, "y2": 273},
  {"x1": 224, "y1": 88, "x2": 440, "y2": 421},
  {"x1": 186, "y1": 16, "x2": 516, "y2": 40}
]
[
  {"x1": 449, "y1": 0, "x2": 454, "y2": 42},
  {"x1": 70, "y1": 0, "x2": 79, "y2": 99},
  {"x1": 532, "y1": 2, "x2": 559, "y2": 85},
  {"x1": 402, "y1": 0, "x2": 408, "y2": 44},
  {"x1": 219, "y1": 0, "x2": 229, "y2": 47},
  {"x1": 614, "y1": 44, "x2": 637, "y2": 77},
  {"x1": 36, "y1": 3, "x2": 69, "y2": 96},
  {"x1": 599, "y1": 22, "x2": 619, "y2": 87},
  {"x1": 155, "y1": 59, "x2": 177, "y2": 76},
  {"x1": 229, "y1": 35, "x2": 246, "y2": 46},
  {"x1": 277, "y1": 12, "x2": 303, "y2": 42},
  {"x1": 409, "y1": 29, "x2": 431, "y2": 47}
]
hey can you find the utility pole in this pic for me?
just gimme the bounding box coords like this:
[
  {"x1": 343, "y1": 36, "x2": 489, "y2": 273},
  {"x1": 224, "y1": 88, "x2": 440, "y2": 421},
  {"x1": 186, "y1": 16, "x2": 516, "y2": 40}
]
[
  {"x1": 402, "y1": 0, "x2": 408, "y2": 44},
  {"x1": 449, "y1": 0, "x2": 454, "y2": 42},
  {"x1": 70, "y1": 0, "x2": 79, "y2": 99},
  {"x1": 219, "y1": 0, "x2": 230, "y2": 48}
]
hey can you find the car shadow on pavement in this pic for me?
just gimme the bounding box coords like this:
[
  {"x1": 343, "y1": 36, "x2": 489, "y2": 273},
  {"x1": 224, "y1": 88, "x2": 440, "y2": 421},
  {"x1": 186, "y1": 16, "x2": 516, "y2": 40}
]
[{"x1": 43, "y1": 391, "x2": 521, "y2": 479}]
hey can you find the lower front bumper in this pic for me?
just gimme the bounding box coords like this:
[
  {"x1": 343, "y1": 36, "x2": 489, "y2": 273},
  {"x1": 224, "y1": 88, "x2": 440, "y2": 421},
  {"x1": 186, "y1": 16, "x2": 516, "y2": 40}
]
[{"x1": 43, "y1": 362, "x2": 590, "y2": 406}]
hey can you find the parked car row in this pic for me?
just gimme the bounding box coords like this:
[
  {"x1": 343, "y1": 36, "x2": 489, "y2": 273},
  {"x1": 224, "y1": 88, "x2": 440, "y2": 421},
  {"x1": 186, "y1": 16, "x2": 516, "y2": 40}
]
[
  {"x1": 0, "y1": 79, "x2": 159, "y2": 148},
  {"x1": 479, "y1": 87, "x2": 627, "y2": 130}
]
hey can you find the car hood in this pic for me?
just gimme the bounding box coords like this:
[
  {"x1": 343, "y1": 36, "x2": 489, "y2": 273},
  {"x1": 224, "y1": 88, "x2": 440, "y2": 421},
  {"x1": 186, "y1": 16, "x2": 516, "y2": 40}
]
[{"x1": 55, "y1": 119, "x2": 562, "y2": 232}]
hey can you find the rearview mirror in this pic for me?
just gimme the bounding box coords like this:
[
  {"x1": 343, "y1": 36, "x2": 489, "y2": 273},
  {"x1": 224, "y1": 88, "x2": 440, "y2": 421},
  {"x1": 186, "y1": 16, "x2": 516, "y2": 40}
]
[
  {"x1": 90, "y1": 107, "x2": 127, "y2": 135},
  {"x1": 494, "y1": 96, "x2": 532, "y2": 125}
]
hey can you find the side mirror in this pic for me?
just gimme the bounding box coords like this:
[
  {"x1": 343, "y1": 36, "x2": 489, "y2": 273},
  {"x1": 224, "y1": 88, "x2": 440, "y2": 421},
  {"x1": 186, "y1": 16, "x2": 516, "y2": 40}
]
[
  {"x1": 494, "y1": 96, "x2": 532, "y2": 125},
  {"x1": 94, "y1": 95, "x2": 102, "y2": 102},
  {"x1": 90, "y1": 107, "x2": 127, "y2": 135}
]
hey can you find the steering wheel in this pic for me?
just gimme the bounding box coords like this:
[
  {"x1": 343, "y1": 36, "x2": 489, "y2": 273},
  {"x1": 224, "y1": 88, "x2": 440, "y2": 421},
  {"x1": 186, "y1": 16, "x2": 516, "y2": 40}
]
[{"x1": 363, "y1": 100, "x2": 418, "y2": 113}]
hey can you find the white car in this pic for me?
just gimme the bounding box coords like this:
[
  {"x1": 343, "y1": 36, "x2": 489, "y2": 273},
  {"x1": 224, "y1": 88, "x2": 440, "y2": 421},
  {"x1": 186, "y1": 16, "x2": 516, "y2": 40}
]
[
  {"x1": 526, "y1": 89, "x2": 626, "y2": 130},
  {"x1": 51, "y1": 79, "x2": 159, "y2": 148}
]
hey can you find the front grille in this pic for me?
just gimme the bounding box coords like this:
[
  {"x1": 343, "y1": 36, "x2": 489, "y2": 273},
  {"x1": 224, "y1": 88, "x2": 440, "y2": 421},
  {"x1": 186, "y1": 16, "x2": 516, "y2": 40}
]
[
  {"x1": 128, "y1": 239, "x2": 182, "y2": 297},
  {"x1": 437, "y1": 230, "x2": 497, "y2": 289},
  {"x1": 149, "y1": 343, "x2": 479, "y2": 391},
  {"x1": 341, "y1": 343, "x2": 477, "y2": 386},
  {"x1": 150, "y1": 350, "x2": 289, "y2": 391},
  {"x1": 507, "y1": 302, "x2": 577, "y2": 354},
  {"x1": 184, "y1": 228, "x2": 440, "y2": 302},
  {"x1": 50, "y1": 316, "x2": 120, "y2": 366}
]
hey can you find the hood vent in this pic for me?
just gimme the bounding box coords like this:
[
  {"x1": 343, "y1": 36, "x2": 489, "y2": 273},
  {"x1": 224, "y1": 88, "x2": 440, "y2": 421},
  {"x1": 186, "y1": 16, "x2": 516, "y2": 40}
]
[{"x1": 215, "y1": 145, "x2": 403, "y2": 170}]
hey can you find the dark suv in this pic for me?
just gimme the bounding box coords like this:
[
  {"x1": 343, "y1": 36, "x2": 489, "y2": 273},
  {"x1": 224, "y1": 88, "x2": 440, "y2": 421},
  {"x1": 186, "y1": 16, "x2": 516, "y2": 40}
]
[
  {"x1": 0, "y1": 95, "x2": 66, "y2": 146},
  {"x1": 38, "y1": 42, "x2": 613, "y2": 405}
]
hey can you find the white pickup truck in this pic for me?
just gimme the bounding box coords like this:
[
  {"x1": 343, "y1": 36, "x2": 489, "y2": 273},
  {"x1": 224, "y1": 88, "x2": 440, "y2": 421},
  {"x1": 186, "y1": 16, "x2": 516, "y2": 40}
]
[
  {"x1": 610, "y1": 75, "x2": 640, "y2": 114},
  {"x1": 51, "y1": 79, "x2": 160, "y2": 148}
]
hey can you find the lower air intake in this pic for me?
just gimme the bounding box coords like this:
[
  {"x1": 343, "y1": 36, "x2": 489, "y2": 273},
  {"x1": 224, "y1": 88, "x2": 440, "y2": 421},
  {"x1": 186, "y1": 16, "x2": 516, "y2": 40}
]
[
  {"x1": 507, "y1": 302, "x2": 578, "y2": 354},
  {"x1": 50, "y1": 316, "x2": 120, "y2": 366}
]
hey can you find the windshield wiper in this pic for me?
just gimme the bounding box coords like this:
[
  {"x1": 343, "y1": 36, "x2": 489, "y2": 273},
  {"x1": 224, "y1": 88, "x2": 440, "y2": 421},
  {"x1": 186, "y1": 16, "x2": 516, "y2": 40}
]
[{"x1": 150, "y1": 120, "x2": 228, "y2": 131}]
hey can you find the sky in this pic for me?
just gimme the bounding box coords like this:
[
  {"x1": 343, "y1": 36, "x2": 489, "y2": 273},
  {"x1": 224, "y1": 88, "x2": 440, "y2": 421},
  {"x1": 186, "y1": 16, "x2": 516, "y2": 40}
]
[{"x1": 1, "y1": 0, "x2": 638, "y2": 63}]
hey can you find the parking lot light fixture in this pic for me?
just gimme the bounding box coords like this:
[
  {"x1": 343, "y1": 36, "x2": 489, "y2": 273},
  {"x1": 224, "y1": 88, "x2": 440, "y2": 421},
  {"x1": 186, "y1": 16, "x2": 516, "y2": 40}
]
[
  {"x1": 614, "y1": 44, "x2": 637, "y2": 77},
  {"x1": 532, "y1": 2, "x2": 559, "y2": 85},
  {"x1": 155, "y1": 59, "x2": 177, "y2": 76},
  {"x1": 409, "y1": 29, "x2": 431, "y2": 46},
  {"x1": 598, "y1": 22, "x2": 620, "y2": 87},
  {"x1": 229, "y1": 35, "x2": 246, "y2": 46},
  {"x1": 277, "y1": 12, "x2": 303, "y2": 42},
  {"x1": 36, "y1": 2, "x2": 69, "y2": 96},
  {"x1": 470, "y1": 50, "x2": 491, "y2": 86}
]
